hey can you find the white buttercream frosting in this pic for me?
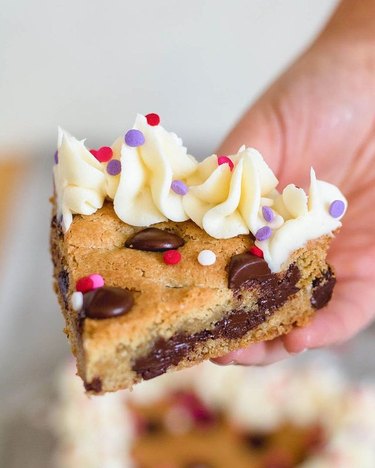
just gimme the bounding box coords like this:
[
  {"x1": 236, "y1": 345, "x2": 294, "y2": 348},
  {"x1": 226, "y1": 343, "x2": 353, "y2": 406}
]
[
  {"x1": 53, "y1": 116, "x2": 347, "y2": 272},
  {"x1": 113, "y1": 114, "x2": 197, "y2": 226}
]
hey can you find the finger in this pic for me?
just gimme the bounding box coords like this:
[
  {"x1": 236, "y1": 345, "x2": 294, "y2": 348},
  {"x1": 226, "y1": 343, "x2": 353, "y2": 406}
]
[
  {"x1": 212, "y1": 338, "x2": 293, "y2": 366},
  {"x1": 283, "y1": 278, "x2": 375, "y2": 353}
]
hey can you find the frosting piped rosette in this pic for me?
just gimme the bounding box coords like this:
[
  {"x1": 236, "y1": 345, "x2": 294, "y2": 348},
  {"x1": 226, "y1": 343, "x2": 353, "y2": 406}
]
[{"x1": 53, "y1": 114, "x2": 347, "y2": 273}]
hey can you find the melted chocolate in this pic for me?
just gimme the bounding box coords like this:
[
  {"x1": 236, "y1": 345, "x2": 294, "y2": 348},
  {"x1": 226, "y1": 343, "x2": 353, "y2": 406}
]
[
  {"x1": 227, "y1": 252, "x2": 273, "y2": 289},
  {"x1": 134, "y1": 264, "x2": 300, "y2": 380},
  {"x1": 125, "y1": 227, "x2": 185, "y2": 252},
  {"x1": 311, "y1": 268, "x2": 336, "y2": 309},
  {"x1": 84, "y1": 377, "x2": 102, "y2": 393},
  {"x1": 58, "y1": 269, "x2": 69, "y2": 307},
  {"x1": 82, "y1": 286, "x2": 134, "y2": 319}
]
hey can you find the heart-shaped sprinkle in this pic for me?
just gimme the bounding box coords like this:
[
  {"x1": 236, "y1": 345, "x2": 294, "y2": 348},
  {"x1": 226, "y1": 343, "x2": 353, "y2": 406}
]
[
  {"x1": 76, "y1": 274, "x2": 105, "y2": 293},
  {"x1": 249, "y1": 245, "x2": 264, "y2": 258},
  {"x1": 82, "y1": 286, "x2": 134, "y2": 319},
  {"x1": 217, "y1": 155, "x2": 234, "y2": 171},
  {"x1": 90, "y1": 146, "x2": 113, "y2": 163},
  {"x1": 125, "y1": 228, "x2": 185, "y2": 252}
]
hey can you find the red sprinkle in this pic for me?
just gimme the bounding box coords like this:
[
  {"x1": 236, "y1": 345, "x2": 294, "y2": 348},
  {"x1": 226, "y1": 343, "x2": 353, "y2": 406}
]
[
  {"x1": 90, "y1": 146, "x2": 113, "y2": 163},
  {"x1": 76, "y1": 276, "x2": 94, "y2": 293},
  {"x1": 145, "y1": 113, "x2": 160, "y2": 126},
  {"x1": 163, "y1": 250, "x2": 181, "y2": 265},
  {"x1": 249, "y1": 245, "x2": 264, "y2": 258},
  {"x1": 217, "y1": 155, "x2": 234, "y2": 171}
]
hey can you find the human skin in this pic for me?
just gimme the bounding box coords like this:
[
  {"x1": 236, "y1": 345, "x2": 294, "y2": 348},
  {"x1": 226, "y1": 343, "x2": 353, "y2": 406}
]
[{"x1": 214, "y1": 0, "x2": 375, "y2": 365}]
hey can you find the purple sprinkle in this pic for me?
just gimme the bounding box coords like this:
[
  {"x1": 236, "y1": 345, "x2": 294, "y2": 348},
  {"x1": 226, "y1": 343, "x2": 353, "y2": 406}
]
[
  {"x1": 54, "y1": 150, "x2": 58, "y2": 164},
  {"x1": 106, "y1": 159, "x2": 121, "y2": 176},
  {"x1": 262, "y1": 206, "x2": 274, "y2": 223},
  {"x1": 124, "y1": 129, "x2": 145, "y2": 147},
  {"x1": 255, "y1": 226, "x2": 272, "y2": 241},
  {"x1": 329, "y1": 199, "x2": 345, "y2": 218},
  {"x1": 171, "y1": 180, "x2": 188, "y2": 196}
]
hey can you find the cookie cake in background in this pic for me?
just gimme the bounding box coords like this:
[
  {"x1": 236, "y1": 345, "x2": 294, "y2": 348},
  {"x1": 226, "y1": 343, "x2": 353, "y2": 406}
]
[{"x1": 53, "y1": 358, "x2": 375, "y2": 468}]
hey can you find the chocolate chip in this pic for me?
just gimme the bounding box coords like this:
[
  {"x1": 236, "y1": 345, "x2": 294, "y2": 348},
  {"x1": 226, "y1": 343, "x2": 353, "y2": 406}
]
[
  {"x1": 82, "y1": 286, "x2": 134, "y2": 319},
  {"x1": 228, "y1": 252, "x2": 273, "y2": 289},
  {"x1": 58, "y1": 269, "x2": 69, "y2": 307},
  {"x1": 311, "y1": 268, "x2": 336, "y2": 309},
  {"x1": 243, "y1": 433, "x2": 269, "y2": 451},
  {"x1": 125, "y1": 227, "x2": 185, "y2": 252},
  {"x1": 84, "y1": 377, "x2": 102, "y2": 393}
]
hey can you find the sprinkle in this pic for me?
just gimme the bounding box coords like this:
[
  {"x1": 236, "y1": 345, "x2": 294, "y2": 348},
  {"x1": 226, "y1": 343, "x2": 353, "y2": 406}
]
[
  {"x1": 163, "y1": 250, "x2": 181, "y2": 265},
  {"x1": 76, "y1": 274, "x2": 105, "y2": 293},
  {"x1": 329, "y1": 199, "x2": 345, "y2": 218},
  {"x1": 107, "y1": 159, "x2": 122, "y2": 176},
  {"x1": 125, "y1": 129, "x2": 145, "y2": 147},
  {"x1": 255, "y1": 226, "x2": 272, "y2": 241},
  {"x1": 217, "y1": 155, "x2": 234, "y2": 171},
  {"x1": 171, "y1": 180, "x2": 188, "y2": 195},
  {"x1": 197, "y1": 249, "x2": 216, "y2": 266},
  {"x1": 54, "y1": 150, "x2": 58, "y2": 164},
  {"x1": 91, "y1": 146, "x2": 113, "y2": 163},
  {"x1": 145, "y1": 113, "x2": 160, "y2": 126},
  {"x1": 71, "y1": 291, "x2": 83, "y2": 311},
  {"x1": 249, "y1": 245, "x2": 264, "y2": 258},
  {"x1": 76, "y1": 276, "x2": 94, "y2": 293},
  {"x1": 262, "y1": 206, "x2": 275, "y2": 223},
  {"x1": 89, "y1": 274, "x2": 105, "y2": 289}
]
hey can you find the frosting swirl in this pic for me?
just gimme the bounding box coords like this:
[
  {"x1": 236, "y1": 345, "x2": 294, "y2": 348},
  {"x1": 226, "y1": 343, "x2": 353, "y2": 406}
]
[
  {"x1": 53, "y1": 128, "x2": 107, "y2": 232},
  {"x1": 114, "y1": 114, "x2": 197, "y2": 226}
]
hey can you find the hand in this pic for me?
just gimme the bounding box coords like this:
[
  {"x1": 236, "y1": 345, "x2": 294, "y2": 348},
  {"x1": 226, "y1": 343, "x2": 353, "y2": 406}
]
[{"x1": 213, "y1": 1, "x2": 375, "y2": 366}]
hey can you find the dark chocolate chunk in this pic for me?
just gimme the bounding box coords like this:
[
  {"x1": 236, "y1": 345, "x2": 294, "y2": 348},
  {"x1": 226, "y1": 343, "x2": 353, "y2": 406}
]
[
  {"x1": 82, "y1": 286, "x2": 134, "y2": 319},
  {"x1": 125, "y1": 227, "x2": 185, "y2": 252},
  {"x1": 243, "y1": 433, "x2": 269, "y2": 450},
  {"x1": 311, "y1": 267, "x2": 336, "y2": 309},
  {"x1": 58, "y1": 269, "x2": 69, "y2": 307},
  {"x1": 84, "y1": 377, "x2": 102, "y2": 393},
  {"x1": 134, "y1": 264, "x2": 301, "y2": 380},
  {"x1": 228, "y1": 252, "x2": 273, "y2": 289}
]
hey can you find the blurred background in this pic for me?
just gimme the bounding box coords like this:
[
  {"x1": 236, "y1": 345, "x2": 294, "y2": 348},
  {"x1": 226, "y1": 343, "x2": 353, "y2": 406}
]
[{"x1": 3, "y1": 1, "x2": 375, "y2": 466}]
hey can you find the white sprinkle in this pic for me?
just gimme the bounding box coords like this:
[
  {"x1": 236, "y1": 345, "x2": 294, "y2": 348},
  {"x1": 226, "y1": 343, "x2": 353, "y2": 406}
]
[
  {"x1": 197, "y1": 249, "x2": 216, "y2": 266},
  {"x1": 71, "y1": 291, "x2": 83, "y2": 311}
]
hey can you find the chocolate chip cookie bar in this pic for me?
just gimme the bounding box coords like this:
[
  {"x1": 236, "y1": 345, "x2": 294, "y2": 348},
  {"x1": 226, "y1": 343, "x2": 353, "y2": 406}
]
[{"x1": 50, "y1": 114, "x2": 346, "y2": 393}]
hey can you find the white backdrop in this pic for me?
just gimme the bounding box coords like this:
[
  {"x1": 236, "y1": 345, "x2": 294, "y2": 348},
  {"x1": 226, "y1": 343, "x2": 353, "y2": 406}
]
[{"x1": 0, "y1": 0, "x2": 336, "y2": 156}]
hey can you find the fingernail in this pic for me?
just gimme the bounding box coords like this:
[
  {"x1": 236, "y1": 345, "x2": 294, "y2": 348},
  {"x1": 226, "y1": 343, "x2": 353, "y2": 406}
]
[
  {"x1": 290, "y1": 348, "x2": 307, "y2": 356},
  {"x1": 210, "y1": 359, "x2": 236, "y2": 366}
]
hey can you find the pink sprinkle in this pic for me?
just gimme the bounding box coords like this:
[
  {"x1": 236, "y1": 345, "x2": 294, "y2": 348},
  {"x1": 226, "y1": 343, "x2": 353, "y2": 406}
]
[
  {"x1": 88, "y1": 274, "x2": 105, "y2": 289},
  {"x1": 217, "y1": 155, "x2": 234, "y2": 171},
  {"x1": 76, "y1": 274, "x2": 104, "y2": 293}
]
